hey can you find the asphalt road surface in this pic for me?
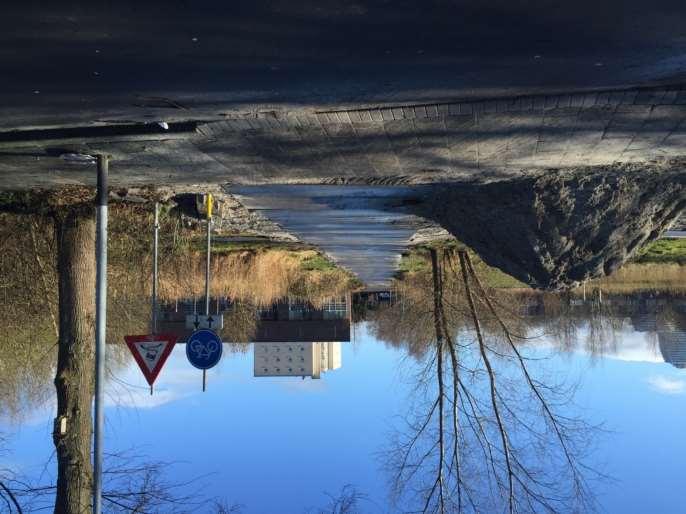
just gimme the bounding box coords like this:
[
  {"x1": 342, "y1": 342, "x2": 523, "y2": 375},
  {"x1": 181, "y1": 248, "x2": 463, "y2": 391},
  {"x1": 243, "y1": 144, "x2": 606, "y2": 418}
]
[{"x1": 2, "y1": 0, "x2": 686, "y2": 130}]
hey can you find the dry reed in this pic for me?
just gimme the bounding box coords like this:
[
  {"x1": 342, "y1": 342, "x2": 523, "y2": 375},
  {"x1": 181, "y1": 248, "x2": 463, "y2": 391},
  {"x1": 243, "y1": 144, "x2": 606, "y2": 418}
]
[{"x1": 158, "y1": 249, "x2": 357, "y2": 307}]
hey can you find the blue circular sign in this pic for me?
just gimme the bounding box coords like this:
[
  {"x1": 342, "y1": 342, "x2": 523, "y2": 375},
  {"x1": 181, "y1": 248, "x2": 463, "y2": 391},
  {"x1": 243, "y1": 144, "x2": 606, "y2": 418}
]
[{"x1": 186, "y1": 329, "x2": 223, "y2": 370}]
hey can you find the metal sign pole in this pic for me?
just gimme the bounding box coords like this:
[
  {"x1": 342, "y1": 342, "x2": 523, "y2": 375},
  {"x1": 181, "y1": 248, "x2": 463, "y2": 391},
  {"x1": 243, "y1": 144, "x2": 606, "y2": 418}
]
[
  {"x1": 93, "y1": 155, "x2": 109, "y2": 514},
  {"x1": 202, "y1": 194, "x2": 213, "y2": 392},
  {"x1": 152, "y1": 202, "x2": 159, "y2": 334},
  {"x1": 203, "y1": 194, "x2": 213, "y2": 392},
  {"x1": 150, "y1": 202, "x2": 159, "y2": 396},
  {"x1": 205, "y1": 216, "x2": 211, "y2": 316}
]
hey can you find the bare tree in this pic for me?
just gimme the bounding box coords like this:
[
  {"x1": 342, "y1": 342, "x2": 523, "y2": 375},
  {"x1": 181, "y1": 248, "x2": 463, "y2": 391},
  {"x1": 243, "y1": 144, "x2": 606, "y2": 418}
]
[
  {"x1": 51, "y1": 205, "x2": 97, "y2": 514},
  {"x1": 387, "y1": 248, "x2": 601, "y2": 514},
  {"x1": 0, "y1": 437, "x2": 23, "y2": 514},
  {"x1": 0, "y1": 196, "x2": 262, "y2": 514},
  {"x1": 1, "y1": 446, "x2": 237, "y2": 514}
]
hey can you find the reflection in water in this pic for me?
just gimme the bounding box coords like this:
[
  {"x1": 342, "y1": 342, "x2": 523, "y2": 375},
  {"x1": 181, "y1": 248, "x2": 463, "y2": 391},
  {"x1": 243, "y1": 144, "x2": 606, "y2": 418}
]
[
  {"x1": 1, "y1": 200, "x2": 685, "y2": 513},
  {"x1": 159, "y1": 296, "x2": 351, "y2": 379},
  {"x1": 254, "y1": 342, "x2": 342, "y2": 378},
  {"x1": 509, "y1": 291, "x2": 686, "y2": 367},
  {"x1": 660, "y1": 323, "x2": 686, "y2": 369},
  {"x1": 416, "y1": 165, "x2": 686, "y2": 289},
  {"x1": 158, "y1": 294, "x2": 351, "y2": 340},
  {"x1": 370, "y1": 271, "x2": 686, "y2": 370},
  {"x1": 378, "y1": 249, "x2": 598, "y2": 513}
]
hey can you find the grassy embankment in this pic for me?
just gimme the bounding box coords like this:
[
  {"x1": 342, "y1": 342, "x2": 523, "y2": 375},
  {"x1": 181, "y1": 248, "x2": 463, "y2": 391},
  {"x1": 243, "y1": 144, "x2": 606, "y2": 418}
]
[
  {"x1": 633, "y1": 238, "x2": 686, "y2": 265},
  {"x1": 105, "y1": 202, "x2": 361, "y2": 307},
  {"x1": 159, "y1": 244, "x2": 358, "y2": 307},
  {"x1": 398, "y1": 238, "x2": 686, "y2": 292}
]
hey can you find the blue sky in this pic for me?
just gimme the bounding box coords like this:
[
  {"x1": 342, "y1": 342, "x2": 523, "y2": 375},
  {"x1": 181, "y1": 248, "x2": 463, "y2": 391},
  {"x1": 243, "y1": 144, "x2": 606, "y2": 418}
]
[{"x1": 3, "y1": 323, "x2": 686, "y2": 513}]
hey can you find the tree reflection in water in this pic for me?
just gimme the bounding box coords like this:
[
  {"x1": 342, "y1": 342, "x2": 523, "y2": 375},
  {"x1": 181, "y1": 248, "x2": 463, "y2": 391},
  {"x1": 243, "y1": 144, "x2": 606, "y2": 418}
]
[
  {"x1": 0, "y1": 200, "x2": 359, "y2": 513},
  {"x1": 384, "y1": 248, "x2": 602, "y2": 514}
]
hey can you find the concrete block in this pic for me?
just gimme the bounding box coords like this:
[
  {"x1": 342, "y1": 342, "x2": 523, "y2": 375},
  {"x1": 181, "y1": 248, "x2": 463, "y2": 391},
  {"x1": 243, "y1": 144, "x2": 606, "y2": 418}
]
[
  {"x1": 577, "y1": 106, "x2": 614, "y2": 122},
  {"x1": 623, "y1": 89, "x2": 639, "y2": 104},
  {"x1": 536, "y1": 139, "x2": 568, "y2": 153},
  {"x1": 426, "y1": 104, "x2": 439, "y2": 118},
  {"x1": 544, "y1": 95, "x2": 560, "y2": 109},
  {"x1": 596, "y1": 92, "x2": 610, "y2": 105},
  {"x1": 292, "y1": 115, "x2": 311, "y2": 128},
  {"x1": 266, "y1": 117, "x2": 284, "y2": 129},
  {"x1": 649, "y1": 105, "x2": 686, "y2": 120},
  {"x1": 222, "y1": 119, "x2": 241, "y2": 131},
  {"x1": 593, "y1": 137, "x2": 633, "y2": 160},
  {"x1": 634, "y1": 90, "x2": 660, "y2": 105},
  {"x1": 459, "y1": 103, "x2": 474, "y2": 115},
  {"x1": 351, "y1": 121, "x2": 376, "y2": 134},
  {"x1": 533, "y1": 95, "x2": 547, "y2": 110},
  {"x1": 233, "y1": 118, "x2": 253, "y2": 130},
  {"x1": 414, "y1": 105, "x2": 429, "y2": 118},
  {"x1": 368, "y1": 109, "x2": 383, "y2": 122},
  {"x1": 661, "y1": 90, "x2": 679, "y2": 104},
  {"x1": 570, "y1": 94, "x2": 585, "y2": 108},
  {"x1": 379, "y1": 108, "x2": 393, "y2": 121},
  {"x1": 615, "y1": 104, "x2": 652, "y2": 116},
  {"x1": 413, "y1": 117, "x2": 444, "y2": 133},
  {"x1": 402, "y1": 106, "x2": 416, "y2": 119},
  {"x1": 557, "y1": 95, "x2": 572, "y2": 108},
  {"x1": 483, "y1": 100, "x2": 498, "y2": 113},
  {"x1": 609, "y1": 91, "x2": 626, "y2": 105},
  {"x1": 345, "y1": 110, "x2": 360, "y2": 123},
  {"x1": 322, "y1": 122, "x2": 355, "y2": 138},
  {"x1": 662, "y1": 133, "x2": 686, "y2": 151},
  {"x1": 339, "y1": 111, "x2": 354, "y2": 124},
  {"x1": 580, "y1": 93, "x2": 598, "y2": 108},
  {"x1": 391, "y1": 107, "x2": 405, "y2": 119},
  {"x1": 443, "y1": 114, "x2": 475, "y2": 132},
  {"x1": 360, "y1": 110, "x2": 375, "y2": 122}
]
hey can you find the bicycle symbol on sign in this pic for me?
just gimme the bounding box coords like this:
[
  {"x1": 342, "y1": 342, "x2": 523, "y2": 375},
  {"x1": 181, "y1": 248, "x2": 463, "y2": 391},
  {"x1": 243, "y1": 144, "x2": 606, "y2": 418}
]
[{"x1": 188, "y1": 338, "x2": 219, "y2": 360}]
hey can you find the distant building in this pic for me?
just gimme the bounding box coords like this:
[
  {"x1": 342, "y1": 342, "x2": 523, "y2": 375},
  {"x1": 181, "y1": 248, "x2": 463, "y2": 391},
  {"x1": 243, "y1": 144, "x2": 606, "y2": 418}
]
[
  {"x1": 658, "y1": 320, "x2": 686, "y2": 369},
  {"x1": 157, "y1": 295, "x2": 351, "y2": 343},
  {"x1": 253, "y1": 342, "x2": 342, "y2": 378},
  {"x1": 631, "y1": 312, "x2": 658, "y2": 332},
  {"x1": 254, "y1": 296, "x2": 350, "y2": 342}
]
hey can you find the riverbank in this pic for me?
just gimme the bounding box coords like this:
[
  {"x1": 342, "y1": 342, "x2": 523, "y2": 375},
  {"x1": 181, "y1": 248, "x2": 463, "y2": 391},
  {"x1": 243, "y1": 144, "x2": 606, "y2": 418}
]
[{"x1": 399, "y1": 237, "x2": 686, "y2": 293}]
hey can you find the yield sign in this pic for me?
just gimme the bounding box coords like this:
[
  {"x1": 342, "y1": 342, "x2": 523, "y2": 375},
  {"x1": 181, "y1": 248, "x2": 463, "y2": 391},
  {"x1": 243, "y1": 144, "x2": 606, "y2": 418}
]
[{"x1": 124, "y1": 334, "x2": 178, "y2": 386}]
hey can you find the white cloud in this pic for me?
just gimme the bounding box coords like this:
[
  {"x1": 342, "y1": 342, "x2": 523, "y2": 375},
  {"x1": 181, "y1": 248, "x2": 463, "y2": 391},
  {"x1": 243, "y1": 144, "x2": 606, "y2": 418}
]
[
  {"x1": 104, "y1": 359, "x2": 204, "y2": 409},
  {"x1": 105, "y1": 386, "x2": 184, "y2": 409},
  {"x1": 647, "y1": 375, "x2": 686, "y2": 395}
]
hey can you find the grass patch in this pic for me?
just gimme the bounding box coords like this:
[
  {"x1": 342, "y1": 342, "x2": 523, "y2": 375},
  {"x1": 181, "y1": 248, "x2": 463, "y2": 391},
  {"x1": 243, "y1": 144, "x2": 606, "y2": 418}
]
[
  {"x1": 398, "y1": 240, "x2": 460, "y2": 274},
  {"x1": 474, "y1": 264, "x2": 525, "y2": 289},
  {"x1": 398, "y1": 252, "x2": 431, "y2": 274},
  {"x1": 207, "y1": 240, "x2": 285, "y2": 253},
  {"x1": 194, "y1": 239, "x2": 339, "y2": 272},
  {"x1": 397, "y1": 242, "x2": 525, "y2": 289},
  {"x1": 587, "y1": 262, "x2": 686, "y2": 292},
  {"x1": 634, "y1": 238, "x2": 686, "y2": 265},
  {"x1": 398, "y1": 236, "x2": 686, "y2": 290},
  {"x1": 300, "y1": 253, "x2": 337, "y2": 271},
  {"x1": 195, "y1": 233, "x2": 343, "y2": 274}
]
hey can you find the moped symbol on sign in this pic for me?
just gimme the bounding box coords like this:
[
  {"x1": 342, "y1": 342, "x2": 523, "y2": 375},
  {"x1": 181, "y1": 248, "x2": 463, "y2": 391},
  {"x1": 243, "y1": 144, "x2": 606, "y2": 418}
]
[
  {"x1": 186, "y1": 329, "x2": 223, "y2": 369},
  {"x1": 124, "y1": 334, "x2": 178, "y2": 386}
]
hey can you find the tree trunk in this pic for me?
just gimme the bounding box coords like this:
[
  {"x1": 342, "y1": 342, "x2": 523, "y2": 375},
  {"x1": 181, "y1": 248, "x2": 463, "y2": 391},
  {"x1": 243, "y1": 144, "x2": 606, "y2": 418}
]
[{"x1": 52, "y1": 207, "x2": 96, "y2": 514}]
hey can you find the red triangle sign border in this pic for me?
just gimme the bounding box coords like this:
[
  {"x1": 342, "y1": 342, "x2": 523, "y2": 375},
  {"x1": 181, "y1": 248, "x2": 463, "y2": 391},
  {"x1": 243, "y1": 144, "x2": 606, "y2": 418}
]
[{"x1": 124, "y1": 334, "x2": 178, "y2": 386}]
